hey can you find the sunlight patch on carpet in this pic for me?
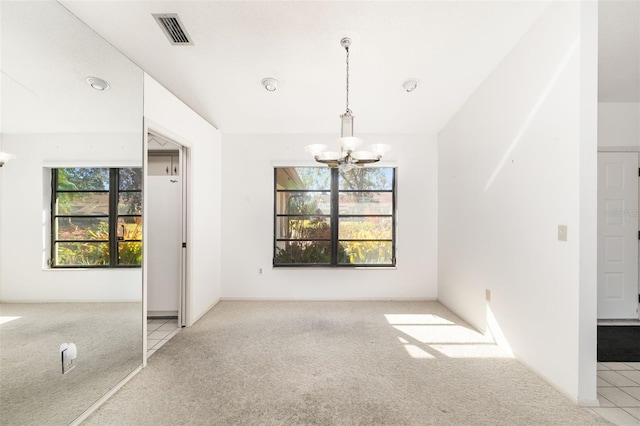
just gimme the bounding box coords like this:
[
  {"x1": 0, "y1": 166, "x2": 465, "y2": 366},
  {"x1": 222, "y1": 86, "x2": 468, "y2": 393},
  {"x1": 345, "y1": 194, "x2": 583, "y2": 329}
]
[
  {"x1": 388, "y1": 312, "x2": 514, "y2": 359},
  {"x1": 431, "y1": 344, "x2": 513, "y2": 359},
  {"x1": 0, "y1": 316, "x2": 21, "y2": 325},
  {"x1": 397, "y1": 337, "x2": 436, "y2": 359},
  {"x1": 384, "y1": 314, "x2": 454, "y2": 325},
  {"x1": 393, "y1": 325, "x2": 493, "y2": 344}
]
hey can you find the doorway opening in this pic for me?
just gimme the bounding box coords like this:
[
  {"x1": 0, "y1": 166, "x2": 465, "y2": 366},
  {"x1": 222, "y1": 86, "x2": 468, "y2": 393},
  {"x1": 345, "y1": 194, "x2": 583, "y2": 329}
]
[
  {"x1": 597, "y1": 151, "x2": 639, "y2": 322},
  {"x1": 146, "y1": 130, "x2": 189, "y2": 336},
  {"x1": 596, "y1": 151, "x2": 640, "y2": 364}
]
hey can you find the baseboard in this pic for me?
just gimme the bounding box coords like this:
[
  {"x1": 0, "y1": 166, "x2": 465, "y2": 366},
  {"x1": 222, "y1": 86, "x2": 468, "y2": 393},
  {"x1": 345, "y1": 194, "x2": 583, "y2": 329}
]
[
  {"x1": 578, "y1": 398, "x2": 600, "y2": 407},
  {"x1": 432, "y1": 299, "x2": 488, "y2": 335},
  {"x1": 69, "y1": 364, "x2": 143, "y2": 426},
  {"x1": 147, "y1": 310, "x2": 178, "y2": 318},
  {"x1": 435, "y1": 299, "x2": 602, "y2": 407},
  {"x1": 219, "y1": 297, "x2": 438, "y2": 302},
  {"x1": 0, "y1": 299, "x2": 141, "y2": 303},
  {"x1": 190, "y1": 298, "x2": 221, "y2": 326}
]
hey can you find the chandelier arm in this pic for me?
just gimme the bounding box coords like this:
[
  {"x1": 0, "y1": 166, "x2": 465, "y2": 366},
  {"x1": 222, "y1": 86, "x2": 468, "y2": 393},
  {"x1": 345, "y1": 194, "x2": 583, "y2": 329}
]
[
  {"x1": 353, "y1": 158, "x2": 381, "y2": 165},
  {"x1": 344, "y1": 151, "x2": 381, "y2": 166},
  {"x1": 314, "y1": 157, "x2": 340, "y2": 167}
]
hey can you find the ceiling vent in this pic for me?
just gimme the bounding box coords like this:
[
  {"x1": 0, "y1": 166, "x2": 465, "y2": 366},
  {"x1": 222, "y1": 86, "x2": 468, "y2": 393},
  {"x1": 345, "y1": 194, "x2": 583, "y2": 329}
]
[{"x1": 153, "y1": 13, "x2": 193, "y2": 45}]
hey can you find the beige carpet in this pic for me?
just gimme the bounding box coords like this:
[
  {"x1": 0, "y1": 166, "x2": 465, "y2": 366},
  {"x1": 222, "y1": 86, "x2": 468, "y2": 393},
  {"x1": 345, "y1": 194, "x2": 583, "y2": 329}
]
[
  {"x1": 0, "y1": 302, "x2": 143, "y2": 426},
  {"x1": 84, "y1": 301, "x2": 610, "y2": 425}
]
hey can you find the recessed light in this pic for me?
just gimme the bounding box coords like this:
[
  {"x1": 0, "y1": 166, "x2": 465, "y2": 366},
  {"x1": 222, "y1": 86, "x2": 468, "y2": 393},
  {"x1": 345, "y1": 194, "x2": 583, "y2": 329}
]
[
  {"x1": 86, "y1": 76, "x2": 110, "y2": 91},
  {"x1": 261, "y1": 78, "x2": 278, "y2": 92},
  {"x1": 402, "y1": 79, "x2": 418, "y2": 93}
]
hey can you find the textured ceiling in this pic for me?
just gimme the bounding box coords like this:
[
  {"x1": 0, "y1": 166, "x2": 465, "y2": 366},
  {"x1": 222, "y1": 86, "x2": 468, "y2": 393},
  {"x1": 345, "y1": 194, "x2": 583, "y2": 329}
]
[
  {"x1": 1, "y1": 1, "x2": 143, "y2": 134},
  {"x1": 7, "y1": 1, "x2": 636, "y2": 136},
  {"x1": 59, "y1": 0, "x2": 553, "y2": 134}
]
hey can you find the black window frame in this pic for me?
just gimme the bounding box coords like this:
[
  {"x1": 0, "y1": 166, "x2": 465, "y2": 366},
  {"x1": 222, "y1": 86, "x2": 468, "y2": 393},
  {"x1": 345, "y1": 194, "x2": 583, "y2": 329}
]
[
  {"x1": 51, "y1": 167, "x2": 142, "y2": 268},
  {"x1": 273, "y1": 166, "x2": 397, "y2": 267}
]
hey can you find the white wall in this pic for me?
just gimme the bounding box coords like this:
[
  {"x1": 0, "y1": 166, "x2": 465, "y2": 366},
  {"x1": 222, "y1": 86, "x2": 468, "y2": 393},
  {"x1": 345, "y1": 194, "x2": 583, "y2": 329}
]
[
  {"x1": 438, "y1": 1, "x2": 597, "y2": 404},
  {"x1": 143, "y1": 74, "x2": 222, "y2": 325},
  {"x1": 598, "y1": 102, "x2": 640, "y2": 147},
  {"x1": 0, "y1": 133, "x2": 141, "y2": 301},
  {"x1": 221, "y1": 133, "x2": 437, "y2": 300}
]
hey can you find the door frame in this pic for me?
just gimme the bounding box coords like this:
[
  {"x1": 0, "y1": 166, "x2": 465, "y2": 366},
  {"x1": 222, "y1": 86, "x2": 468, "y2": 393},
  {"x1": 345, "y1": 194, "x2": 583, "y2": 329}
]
[{"x1": 143, "y1": 118, "x2": 192, "y2": 364}]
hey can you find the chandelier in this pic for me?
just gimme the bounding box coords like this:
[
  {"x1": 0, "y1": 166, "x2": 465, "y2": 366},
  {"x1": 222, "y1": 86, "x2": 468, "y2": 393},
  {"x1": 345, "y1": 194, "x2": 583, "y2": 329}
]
[{"x1": 305, "y1": 37, "x2": 391, "y2": 171}]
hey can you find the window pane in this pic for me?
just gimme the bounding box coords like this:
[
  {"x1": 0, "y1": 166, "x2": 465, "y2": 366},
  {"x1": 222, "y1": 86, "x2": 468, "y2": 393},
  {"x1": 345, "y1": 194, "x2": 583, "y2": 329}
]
[
  {"x1": 117, "y1": 216, "x2": 143, "y2": 241},
  {"x1": 338, "y1": 192, "x2": 393, "y2": 215},
  {"x1": 55, "y1": 192, "x2": 109, "y2": 215},
  {"x1": 338, "y1": 217, "x2": 393, "y2": 239},
  {"x1": 57, "y1": 168, "x2": 109, "y2": 191},
  {"x1": 119, "y1": 168, "x2": 142, "y2": 190},
  {"x1": 276, "y1": 216, "x2": 330, "y2": 240},
  {"x1": 118, "y1": 192, "x2": 142, "y2": 215},
  {"x1": 55, "y1": 242, "x2": 109, "y2": 266},
  {"x1": 55, "y1": 217, "x2": 109, "y2": 240},
  {"x1": 339, "y1": 168, "x2": 393, "y2": 190},
  {"x1": 273, "y1": 166, "x2": 396, "y2": 268},
  {"x1": 276, "y1": 167, "x2": 330, "y2": 190},
  {"x1": 338, "y1": 241, "x2": 393, "y2": 265},
  {"x1": 274, "y1": 241, "x2": 331, "y2": 264},
  {"x1": 118, "y1": 242, "x2": 142, "y2": 265},
  {"x1": 275, "y1": 191, "x2": 331, "y2": 215}
]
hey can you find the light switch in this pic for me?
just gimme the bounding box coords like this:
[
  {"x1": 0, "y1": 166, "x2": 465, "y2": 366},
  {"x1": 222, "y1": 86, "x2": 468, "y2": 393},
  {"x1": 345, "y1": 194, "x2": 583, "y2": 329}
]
[{"x1": 558, "y1": 225, "x2": 567, "y2": 242}]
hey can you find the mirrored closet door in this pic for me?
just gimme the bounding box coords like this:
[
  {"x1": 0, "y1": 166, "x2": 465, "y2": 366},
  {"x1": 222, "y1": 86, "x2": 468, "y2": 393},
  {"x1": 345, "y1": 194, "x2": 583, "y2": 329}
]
[{"x1": 0, "y1": 1, "x2": 144, "y2": 424}]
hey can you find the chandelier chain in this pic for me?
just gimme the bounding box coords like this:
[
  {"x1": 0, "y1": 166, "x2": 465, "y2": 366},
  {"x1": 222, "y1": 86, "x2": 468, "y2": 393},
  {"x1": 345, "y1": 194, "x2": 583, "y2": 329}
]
[{"x1": 345, "y1": 46, "x2": 351, "y2": 114}]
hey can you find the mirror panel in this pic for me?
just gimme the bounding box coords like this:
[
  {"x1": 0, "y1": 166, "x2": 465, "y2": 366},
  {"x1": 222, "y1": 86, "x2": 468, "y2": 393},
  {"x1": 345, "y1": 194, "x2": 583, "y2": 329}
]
[{"x1": 0, "y1": 1, "x2": 144, "y2": 425}]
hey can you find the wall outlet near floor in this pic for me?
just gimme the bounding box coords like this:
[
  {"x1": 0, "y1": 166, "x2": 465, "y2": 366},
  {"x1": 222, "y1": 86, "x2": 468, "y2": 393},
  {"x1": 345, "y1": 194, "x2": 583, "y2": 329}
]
[
  {"x1": 558, "y1": 225, "x2": 568, "y2": 242},
  {"x1": 60, "y1": 343, "x2": 77, "y2": 374},
  {"x1": 486, "y1": 289, "x2": 491, "y2": 302}
]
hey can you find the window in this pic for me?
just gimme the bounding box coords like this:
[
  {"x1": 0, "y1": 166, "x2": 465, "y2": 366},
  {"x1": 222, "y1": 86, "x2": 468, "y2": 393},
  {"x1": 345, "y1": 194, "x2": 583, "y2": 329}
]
[
  {"x1": 274, "y1": 166, "x2": 396, "y2": 267},
  {"x1": 51, "y1": 168, "x2": 142, "y2": 267}
]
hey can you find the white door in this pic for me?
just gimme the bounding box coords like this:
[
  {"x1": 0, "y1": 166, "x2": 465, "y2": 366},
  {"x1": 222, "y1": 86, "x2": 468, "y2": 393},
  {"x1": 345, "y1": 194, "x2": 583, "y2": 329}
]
[
  {"x1": 598, "y1": 152, "x2": 639, "y2": 319},
  {"x1": 147, "y1": 173, "x2": 182, "y2": 317}
]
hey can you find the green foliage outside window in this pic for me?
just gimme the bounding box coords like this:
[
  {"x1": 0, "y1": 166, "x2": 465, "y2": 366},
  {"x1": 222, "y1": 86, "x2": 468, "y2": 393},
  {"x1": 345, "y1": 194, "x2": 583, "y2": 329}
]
[
  {"x1": 274, "y1": 167, "x2": 395, "y2": 266},
  {"x1": 53, "y1": 168, "x2": 142, "y2": 267}
]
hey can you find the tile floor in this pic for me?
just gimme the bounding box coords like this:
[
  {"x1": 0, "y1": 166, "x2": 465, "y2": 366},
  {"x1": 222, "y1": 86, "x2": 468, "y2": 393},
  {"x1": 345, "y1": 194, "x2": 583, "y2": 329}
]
[
  {"x1": 147, "y1": 318, "x2": 181, "y2": 357},
  {"x1": 587, "y1": 362, "x2": 640, "y2": 425}
]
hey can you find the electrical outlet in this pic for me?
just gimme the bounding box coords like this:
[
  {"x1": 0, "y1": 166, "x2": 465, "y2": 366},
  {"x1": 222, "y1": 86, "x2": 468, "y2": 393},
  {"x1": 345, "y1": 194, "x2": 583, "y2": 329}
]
[
  {"x1": 558, "y1": 225, "x2": 568, "y2": 242},
  {"x1": 60, "y1": 343, "x2": 77, "y2": 374}
]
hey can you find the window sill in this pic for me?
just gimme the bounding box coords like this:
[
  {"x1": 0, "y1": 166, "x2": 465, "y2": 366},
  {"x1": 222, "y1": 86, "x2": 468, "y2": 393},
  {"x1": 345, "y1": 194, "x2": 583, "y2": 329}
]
[
  {"x1": 43, "y1": 267, "x2": 141, "y2": 271},
  {"x1": 355, "y1": 266, "x2": 397, "y2": 270},
  {"x1": 273, "y1": 266, "x2": 397, "y2": 270}
]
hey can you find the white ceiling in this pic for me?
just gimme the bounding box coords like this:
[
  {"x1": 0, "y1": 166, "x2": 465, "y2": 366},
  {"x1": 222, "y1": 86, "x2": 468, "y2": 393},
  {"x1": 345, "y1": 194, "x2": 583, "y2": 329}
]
[
  {"x1": 57, "y1": 0, "x2": 639, "y2": 135},
  {"x1": 59, "y1": 0, "x2": 552, "y2": 135},
  {"x1": 1, "y1": 1, "x2": 143, "y2": 134}
]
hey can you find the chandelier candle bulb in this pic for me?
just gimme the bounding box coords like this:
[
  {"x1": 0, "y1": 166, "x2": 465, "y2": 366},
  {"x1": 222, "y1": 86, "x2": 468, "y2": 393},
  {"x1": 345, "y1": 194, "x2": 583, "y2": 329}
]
[
  {"x1": 338, "y1": 137, "x2": 363, "y2": 151},
  {"x1": 352, "y1": 151, "x2": 375, "y2": 161},
  {"x1": 319, "y1": 151, "x2": 341, "y2": 161},
  {"x1": 367, "y1": 144, "x2": 392, "y2": 157},
  {"x1": 304, "y1": 144, "x2": 328, "y2": 156}
]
